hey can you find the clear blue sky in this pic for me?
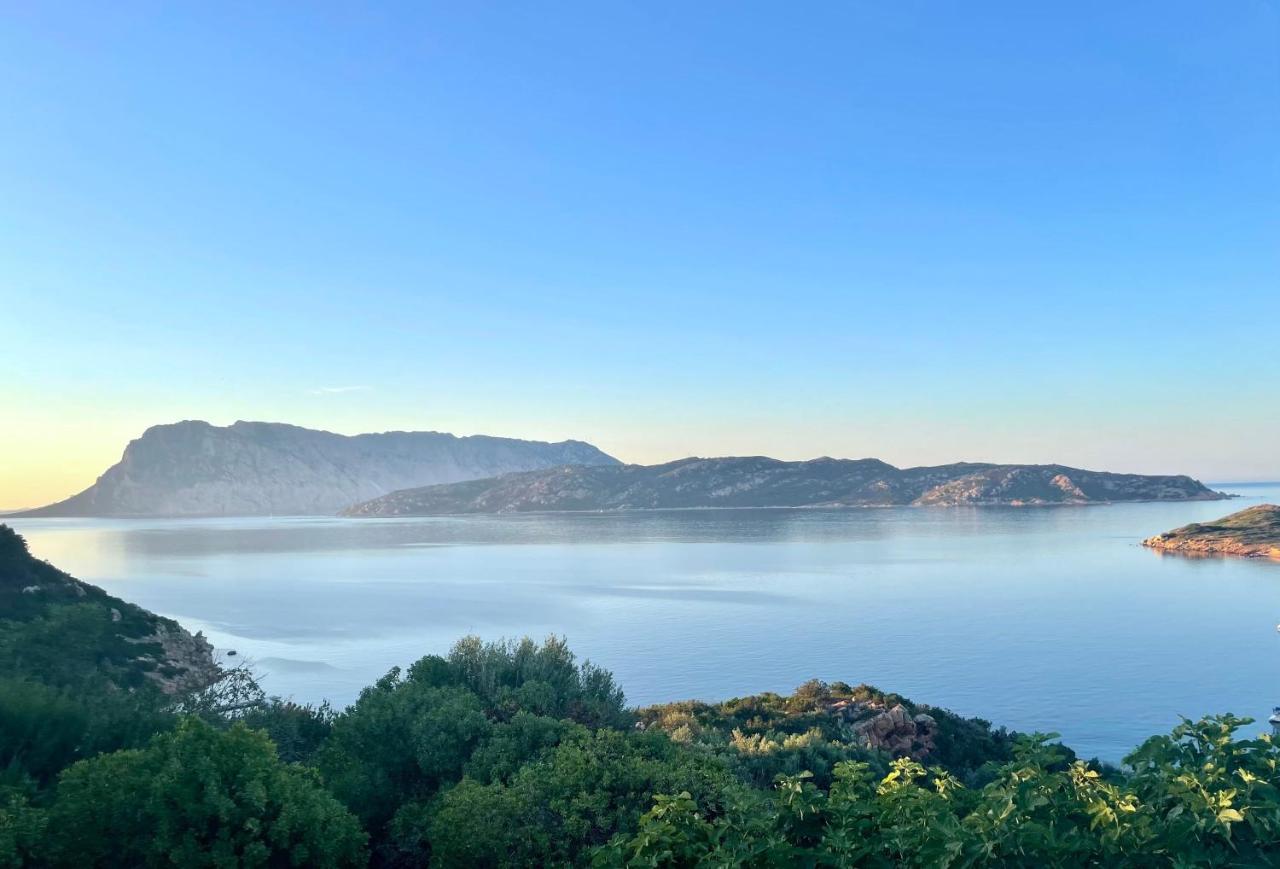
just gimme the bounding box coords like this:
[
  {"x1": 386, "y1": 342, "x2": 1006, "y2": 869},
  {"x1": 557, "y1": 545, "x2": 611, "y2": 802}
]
[{"x1": 2, "y1": 1, "x2": 1278, "y2": 506}]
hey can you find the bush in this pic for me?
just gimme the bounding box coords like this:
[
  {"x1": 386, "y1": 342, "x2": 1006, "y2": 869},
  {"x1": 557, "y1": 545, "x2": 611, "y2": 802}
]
[
  {"x1": 599, "y1": 716, "x2": 1280, "y2": 867},
  {"x1": 42, "y1": 718, "x2": 367, "y2": 867},
  {"x1": 426, "y1": 728, "x2": 741, "y2": 867}
]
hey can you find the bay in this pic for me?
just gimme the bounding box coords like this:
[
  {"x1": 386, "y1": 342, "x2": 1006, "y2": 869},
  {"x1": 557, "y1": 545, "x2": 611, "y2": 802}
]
[{"x1": 9, "y1": 482, "x2": 1280, "y2": 761}]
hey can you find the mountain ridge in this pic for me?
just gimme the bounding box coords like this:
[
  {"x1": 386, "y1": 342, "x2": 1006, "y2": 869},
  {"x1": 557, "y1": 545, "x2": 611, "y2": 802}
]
[
  {"x1": 343, "y1": 455, "x2": 1226, "y2": 516},
  {"x1": 18, "y1": 420, "x2": 619, "y2": 517}
]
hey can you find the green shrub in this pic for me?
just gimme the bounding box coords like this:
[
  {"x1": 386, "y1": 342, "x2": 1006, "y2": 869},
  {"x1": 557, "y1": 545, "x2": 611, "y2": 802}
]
[{"x1": 43, "y1": 718, "x2": 366, "y2": 867}]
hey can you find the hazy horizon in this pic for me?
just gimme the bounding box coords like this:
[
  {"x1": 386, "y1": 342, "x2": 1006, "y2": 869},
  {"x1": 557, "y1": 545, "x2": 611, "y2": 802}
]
[
  {"x1": 4, "y1": 2, "x2": 1278, "y2": 507},
  {"x1": 3, "y1": 415, "x2": 1277, "y2": 512}
]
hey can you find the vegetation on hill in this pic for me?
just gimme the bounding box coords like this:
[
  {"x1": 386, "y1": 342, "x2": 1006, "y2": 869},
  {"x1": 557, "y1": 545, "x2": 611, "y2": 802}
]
[
  {"x1": 0, "y1": 525, "x2": 219, "y2": 695},
  {"x1": 1144, "y1": 504, "x2": 1280, "y2": 560},
  {"x1": 4, "y1": 530, "x2": 1280, "y2": 866},
  {"x1": 343, "y1": 456, "x2": 1225, "y2": 516}
]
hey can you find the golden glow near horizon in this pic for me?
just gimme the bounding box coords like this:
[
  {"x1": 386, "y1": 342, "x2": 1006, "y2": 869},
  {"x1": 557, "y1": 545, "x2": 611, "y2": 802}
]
[{"x1": 3, "y1": 401, "x2": 1276, "y2": 510}]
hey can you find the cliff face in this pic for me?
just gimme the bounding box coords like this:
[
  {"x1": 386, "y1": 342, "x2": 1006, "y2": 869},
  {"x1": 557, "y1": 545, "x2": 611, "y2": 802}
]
[
  {"x1": 343, "y1": 456, "x2": 1225, "y2": 516},
  {"x1": 1143, "y1": 505, "x2": 1280, "y2": 560},
  {"x1": 19, "y1": 420, "x2": 619, "y2": 517},
  {"x1": 0, "y1": 524, "x2": 220, "y2": 694}
]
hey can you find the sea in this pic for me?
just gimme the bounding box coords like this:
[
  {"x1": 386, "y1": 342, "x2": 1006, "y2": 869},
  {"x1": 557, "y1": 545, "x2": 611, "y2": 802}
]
[{"x1": 9, "y1": 482, "x2": 1280, "y2": 761}]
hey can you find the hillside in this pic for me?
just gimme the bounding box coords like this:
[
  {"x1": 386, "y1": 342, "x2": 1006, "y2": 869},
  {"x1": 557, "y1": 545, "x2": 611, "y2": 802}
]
[
  {"x1": 343, "y1": 456, "x2": 1225, "y2": 515},
  {"x1": 17, "y1": 420, "x2": 619, "y2": 517},
  {"x1": 1143, "y1": 504, "x2": 1280, "y2": 560},
  {"x1": 0, "y1": 524, "x2": 219, "y2": 693}
]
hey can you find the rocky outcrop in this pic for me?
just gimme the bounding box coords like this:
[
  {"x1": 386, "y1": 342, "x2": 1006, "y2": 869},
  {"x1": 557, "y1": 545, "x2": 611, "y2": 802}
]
[
  {"x1": 0, "y1": 524, "x2": 221, "y2": 693},
  {"x1": 344, "y1": 456, "x2": 1225, "y2": 516},
  {"x1": 828, "y1": 698, "x2": 938, "y2": 760},
  {"x1": 1144, "y1": 505, "x2": 1280, "y2": 561},
  {"x1": 144, "y1": 621, "x2": 221, "y2": 694},
  {"x1": 18, "y1": 420, "x2": 619, "y2": 517}
]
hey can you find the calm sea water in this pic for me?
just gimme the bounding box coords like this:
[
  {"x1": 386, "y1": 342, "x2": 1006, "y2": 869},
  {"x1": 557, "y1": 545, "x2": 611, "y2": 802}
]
[{"x1": 9, "y1": 482, "x2": 1280, "y2": 761}]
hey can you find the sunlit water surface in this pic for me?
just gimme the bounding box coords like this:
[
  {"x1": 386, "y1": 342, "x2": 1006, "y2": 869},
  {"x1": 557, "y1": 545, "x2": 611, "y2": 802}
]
[{"x1": 10, "y1": 483, "x2": 1280, "y2": 761}]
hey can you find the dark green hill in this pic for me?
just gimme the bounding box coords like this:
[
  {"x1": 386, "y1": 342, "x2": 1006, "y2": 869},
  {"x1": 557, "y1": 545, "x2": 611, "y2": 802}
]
[{"x1": 0, "y1": 524, "x2": 219, "y2": 693}]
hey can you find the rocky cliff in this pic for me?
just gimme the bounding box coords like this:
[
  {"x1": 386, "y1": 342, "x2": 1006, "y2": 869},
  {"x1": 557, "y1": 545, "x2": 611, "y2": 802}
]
[
  {"x1": 1143, "y1": 505, "x2": 1280, "y2": 560},
  {"x1": 18, "y1": 420, "x2": 619, "y2": 517},
  {"x1": 343, "y1": 456, "x2": 1225, "y2": 515},
  {"x1": 0, "y1": 524, "x2": 220, "y2": 693}
]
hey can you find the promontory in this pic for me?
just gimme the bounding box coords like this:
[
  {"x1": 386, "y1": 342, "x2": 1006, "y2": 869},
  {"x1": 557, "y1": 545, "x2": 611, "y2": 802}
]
[{"x1": 1143, "y1": 505, "x2": 1280, "y2": 560}]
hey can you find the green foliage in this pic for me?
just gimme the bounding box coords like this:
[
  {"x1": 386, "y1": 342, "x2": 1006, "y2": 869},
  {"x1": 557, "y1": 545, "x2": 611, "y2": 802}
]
[
  {"x1": 446, "y1": 635, "x2": 631, "y2": 728},
  {"x1": 0, "y1": 603, "x2": 165, "y2": 693},
  {"x1": 239, "y1": 698, "x2": 336, "y2": 764},
  {"x1": 316, "y1": 634, "x2": 631, "y2": 841},
  {"x1": 426, "y1": 728, "x2": 742, "y2": 867},
  {"x1": 600, "y1": 717, "x2": 1280, "y2": 868},
  {"x1": 463, "y1": 711, "x2": 579, "y2": 784},
  {"x1": 637, "y1": 679, "x2": 1018, "y2": 790},
  {"x1": 0, "y1": 676, "x2": 173, "y2": 794},
  {"x1": 319, "y1": 676, "x2": 490, "y2": 830},
  {"x1": 0, "y1": 526, "x2": 189, "y2": 694},
  {"x1": 42, "y1": 718, "x2": 366, "y2": 867},
  {"x1": 0, "y1": 793, "x2": 46, "y2": 868}
]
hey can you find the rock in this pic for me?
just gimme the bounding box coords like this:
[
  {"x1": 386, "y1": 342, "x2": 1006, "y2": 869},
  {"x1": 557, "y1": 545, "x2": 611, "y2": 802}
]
[{"x1": 854, "y1": 703, "x2": 937, "y2": 760}]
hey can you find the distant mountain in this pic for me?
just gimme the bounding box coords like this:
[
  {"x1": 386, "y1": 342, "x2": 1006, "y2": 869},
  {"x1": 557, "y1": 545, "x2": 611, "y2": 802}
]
[
  {"x1": 1144, "y1": 504, "x2": 1280, "y2": 560},
  {"x1": 342, "y1": 456, "x2": 1227, "y2": 516},
  {"x1": 19, "y1": 420, "x2": 619, "y2": 517},
  {"x1": 0, "y1": 524, "x2": 219, "y2": 693}
]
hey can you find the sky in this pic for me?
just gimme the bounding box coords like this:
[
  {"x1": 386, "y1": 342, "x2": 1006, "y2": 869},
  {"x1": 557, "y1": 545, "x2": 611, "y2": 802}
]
[{"x1": 2, "y1": 1, "x2": 1278, "y2": 508}]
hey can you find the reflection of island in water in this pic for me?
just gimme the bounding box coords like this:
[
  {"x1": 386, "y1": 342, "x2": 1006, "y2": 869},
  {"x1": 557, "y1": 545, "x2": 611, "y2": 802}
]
[{"x1": 1144, "y1": 505, "x2": 1280, "y2": 561}]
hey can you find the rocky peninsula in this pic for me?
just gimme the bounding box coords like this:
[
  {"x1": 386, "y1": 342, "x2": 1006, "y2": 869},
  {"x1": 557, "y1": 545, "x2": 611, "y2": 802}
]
[{"x1": 1143, "y1": 504, "x2": 1280, "y2": 560}]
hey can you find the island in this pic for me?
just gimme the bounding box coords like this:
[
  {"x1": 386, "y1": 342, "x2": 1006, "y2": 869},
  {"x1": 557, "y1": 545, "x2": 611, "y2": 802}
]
[
  {"x1": 342, "y1": 455, "x2": 1226, "y2": 516},
  {"x1": 1143, "y1": 504, "x2": 1280, "y2": 560},
  {"x1": 15, "y1": 420, "x2": 618, "y2": 517}
]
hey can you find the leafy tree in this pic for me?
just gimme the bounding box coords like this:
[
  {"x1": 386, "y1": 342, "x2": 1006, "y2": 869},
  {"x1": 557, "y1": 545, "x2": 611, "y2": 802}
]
[
  {"x1": 464, "y1": 711, "x2": 580, "y2": 784},
  {"x1": 318, "y1": 673, "x2": 490, "y2": 830},
  {"x1": 0, "y1": 794, "x2": 45, "y2": 868},
  {"x1": 1123, "y1": 715, "x2": 1280, "y2": 863},
  {"x1": 446, "y1": 635, "x2": 631, "y2": 728},
  {"x1": 42, "y1": 718, "x2": 366, "y2": 868},
  {"x1": 426, "y1": 728, "x2": 741, "y2": 866},
  {"x1": 0, "y1": 676, "x2": 173, "y2": 793},
  {"x1": 239, "y1": 698, "x2": 336, "y2": 764}
]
